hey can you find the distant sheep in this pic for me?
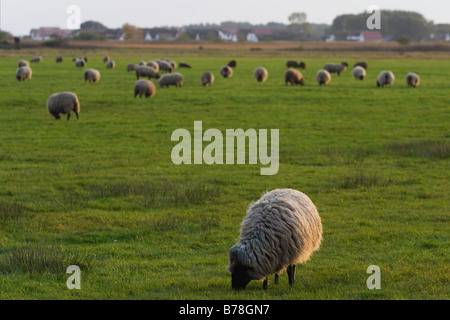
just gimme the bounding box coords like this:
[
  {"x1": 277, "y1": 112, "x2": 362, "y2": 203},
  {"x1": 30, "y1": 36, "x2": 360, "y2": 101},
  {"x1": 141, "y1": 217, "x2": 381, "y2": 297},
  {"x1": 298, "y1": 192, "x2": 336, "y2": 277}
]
[
  {"x1": 228, "y1": 189, "x2": 322, "y2": 290},
  {"x1": 46, "y1": 92, "x2": 80, "y2": 120},
  {"x1": 201, "y1": 72, "x2": 215, "y2": 86},
  {"x1": 84, "y1": 69, "x2": 100, "y2": 83},
  {"x1": 406, "y1": 72, "x2": 420, "y2": 87},
  {"x1": 352, "y1": 66, "x2": 366, "y2": 80},
  {"x1": 106, "y1": 61, "x2": 116, "y2": 69},
  {"x1": 127, "y1": 63, "x2": 139, "y2": 72},
  {"x1": 136, "y1": 66, "x2": 160, "y2": 80},
  {"x1": 286, "y1": 61, "x2": 306, "y2": 69},
  {"x1": 220, "y1": 65, "x2": 233, "y2": 78},
  {"x1": 73, "y1": 58, "x2": 86, "y2": 68},
  {"x1": 353, "y1": 61, "x2": 368, "y2": 70},
  {"x1": 146, "y1": 61, "x2": 160, "y2": 72},
  {"x1": 56, "y1": 56, "x2": 63, "y2": 63},
  {"x1": 324, "y1": 62, "x2": 349, "y2": 76},
  {"x1": 316, "y1": 70, "x2": 331, "y2": 86},
  {"x1": 139, "y1": 61, "x2": 146, "y2": 66},
  {"x1": 16, "y1": 66, "x2": 32, "y2": 81},
  {"x1": 156, "y1": 60, "x2": 173, "y2": 73},
  {"x1": 18, "y1": 60, "x2": 29, "y2": 68},
  {"x1": 376, "y1": 71, "x2": 395, "y2": 87},
  {"x1": 228, "y1": 60, "x2": 237, "y2": 68},
  {"x1": 134, "y1": 80, "x2": 156, "y2": 98},
  {"x1": 31, "y1": 56, "x2": 42, "y2": 63},
  {"x1": 253, "y1": 67, "x2": 268, "y2": 82},
  {"x1": 169, "y1": 61, "x2": 177, "y2": 69},
  {"x1": 179, "y1": 62, "x2": 192, "y2": 68},
  {"x1": 157, "y1": 73, "x2": 184, "y2": 88},
  {"x1": 103, "y1": 56, "x2": 110, "y2": 63},
  {"x1": 284, "y1": 69, "x2": 304, "y2": 85}
]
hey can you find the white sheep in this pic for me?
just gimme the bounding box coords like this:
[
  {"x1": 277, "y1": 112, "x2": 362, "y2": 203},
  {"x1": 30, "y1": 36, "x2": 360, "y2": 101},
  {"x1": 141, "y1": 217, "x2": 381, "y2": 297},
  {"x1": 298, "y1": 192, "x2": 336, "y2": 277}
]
[
  {"x1": 146, "y1": 61, "x2": 160, "y2": 72},
  {"x1": 228, "y1": 189, "x2": 323, "y2": 290},
  {"x1": 103, "y1": 56, "x2": 110, "y2": 63},
  {"x1": 73, "y1": 58, "x2": 86, "y2": 68},
  {"x1": 16, "y1": 66, "x2": 32, "y2": 81},
  {"x1": 201, "y1": 72, "x2": 215, "y2": 86},
  {"x1": 134, "y1": 80, "x2": 156, "y2": 98},
  {"x1": 156, "y1": 60, "x2": 173, "y2": 73},
  {"x1": 18, "y1": 60, "x2": 30, "y2": 68},
  {"x1": 127, "y1": 63, "x2": 139, "y2": 72},
  {"x1": 157, "y1": 73, "x2": 183, "y2": 88},
  {"x1": 352, "y1": 66, "x2": 366, "y2": 80},
  {"x1": 284, "y1": 69, "x2": 304, "y2": 85},
  {"x1": 324, "y1": 62, "x2": 348, "y2": 76},
  {"x1": 106, "y1": 61, "x2": 116, "y2": 69},
  {"x1": 316, "y1": 70, "x2": 331, "y2": 86},
  {"x1": 136, "y1": 66, "x2": 160, "y2": 80},
  {"x1": 406, "y1": 72, "x2": 420, "y2": 87},
  {"x1": 47, "y1": 92, "x2": 80, "y2": 120},
  {"x1": 254, "y1": 67, "x2": 268, "y2": 82},
  {"x1": 220, "y1": 65, "x2": 233, "y2": 79},
  {"x1": 84, "y1": 69, "x2": 101, "y2": 83},
  {"x1": 376, "y1": 71, "x2": 395, "y2": 87},
  {"x1": 31, "y1": 56, "x2": 42, "y2": 63}
]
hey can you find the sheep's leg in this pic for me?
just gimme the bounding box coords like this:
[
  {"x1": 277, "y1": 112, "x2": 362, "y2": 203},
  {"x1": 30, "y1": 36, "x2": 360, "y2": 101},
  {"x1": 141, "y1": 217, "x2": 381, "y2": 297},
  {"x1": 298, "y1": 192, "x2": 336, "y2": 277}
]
[
  {"x1": 75, "y1": 112, "x2": 79, "y2": 120},
  {"x1": 263, "y1": 278, "x2": 268, "y2": 290},
  {"x1": 67, "y1": 113, "x2": 71, "y2": 121},
  {"x1": 287, "y1": 265, "x2": 296, "y2": 286},
  {"x1": 274, "y1": 274, "x2": 279, "y2": 285}
]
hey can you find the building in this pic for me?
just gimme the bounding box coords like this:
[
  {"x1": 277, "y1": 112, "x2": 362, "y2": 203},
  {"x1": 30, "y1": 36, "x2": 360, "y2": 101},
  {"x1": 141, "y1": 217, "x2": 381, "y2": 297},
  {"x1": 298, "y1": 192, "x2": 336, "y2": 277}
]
[{"x1": 30, "y1": 27, "x2": 73, "y2": 40}]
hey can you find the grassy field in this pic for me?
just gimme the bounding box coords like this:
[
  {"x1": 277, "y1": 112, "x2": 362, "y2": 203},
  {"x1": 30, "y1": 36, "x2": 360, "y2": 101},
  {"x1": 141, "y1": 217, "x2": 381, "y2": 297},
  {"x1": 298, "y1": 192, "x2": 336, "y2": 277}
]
[{"x1": 0, "y1": 46, "x2": 449, "y2": 300}]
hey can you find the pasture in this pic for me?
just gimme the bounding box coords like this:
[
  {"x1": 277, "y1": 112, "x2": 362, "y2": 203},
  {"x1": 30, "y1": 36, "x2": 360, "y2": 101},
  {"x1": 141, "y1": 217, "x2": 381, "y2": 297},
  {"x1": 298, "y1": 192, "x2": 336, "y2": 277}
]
[{"x1": 0, "y1": 45, "x2": 449, "y2": 299}]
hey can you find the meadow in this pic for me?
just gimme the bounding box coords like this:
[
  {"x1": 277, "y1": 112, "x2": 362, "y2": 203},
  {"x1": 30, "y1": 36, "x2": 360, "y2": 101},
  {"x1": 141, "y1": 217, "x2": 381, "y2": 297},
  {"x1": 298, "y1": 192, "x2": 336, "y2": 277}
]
[{"x1": 0, "y1": 45, "x2": 449, "y2": 299}]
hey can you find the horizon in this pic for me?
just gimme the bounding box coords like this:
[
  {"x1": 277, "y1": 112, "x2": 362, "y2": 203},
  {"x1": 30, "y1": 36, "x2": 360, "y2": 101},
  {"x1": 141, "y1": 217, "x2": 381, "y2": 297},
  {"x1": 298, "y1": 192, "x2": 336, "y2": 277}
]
[{"x1": 2, "y1": 0, "x2": 450, "y2": 36}]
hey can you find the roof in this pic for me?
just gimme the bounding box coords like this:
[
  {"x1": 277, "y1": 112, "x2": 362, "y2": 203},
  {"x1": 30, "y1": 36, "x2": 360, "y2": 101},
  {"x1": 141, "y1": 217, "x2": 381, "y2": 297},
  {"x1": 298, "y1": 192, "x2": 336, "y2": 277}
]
[
  {"x1": 361, "y1": 31, "x2": 383, "y2": 41},
  {"x1": 221, "y1": 28, "x2": 239, "y2": 35},
  {"x1": 252, "y1": 28, "x2": 273, "y2": 35}
]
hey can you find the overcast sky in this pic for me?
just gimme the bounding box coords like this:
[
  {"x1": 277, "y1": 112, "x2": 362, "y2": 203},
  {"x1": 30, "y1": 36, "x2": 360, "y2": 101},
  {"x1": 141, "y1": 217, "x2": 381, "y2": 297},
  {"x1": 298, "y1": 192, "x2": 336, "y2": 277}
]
[{"x1": 2, "y1": 0, "x2": 449, "y2": 36}]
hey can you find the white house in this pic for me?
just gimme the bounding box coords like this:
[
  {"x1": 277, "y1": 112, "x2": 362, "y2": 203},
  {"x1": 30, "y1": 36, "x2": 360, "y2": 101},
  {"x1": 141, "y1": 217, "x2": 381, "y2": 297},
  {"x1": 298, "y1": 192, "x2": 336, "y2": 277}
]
[{"x1": 246, "y1": 33, "x2": 258, "y2": 42}]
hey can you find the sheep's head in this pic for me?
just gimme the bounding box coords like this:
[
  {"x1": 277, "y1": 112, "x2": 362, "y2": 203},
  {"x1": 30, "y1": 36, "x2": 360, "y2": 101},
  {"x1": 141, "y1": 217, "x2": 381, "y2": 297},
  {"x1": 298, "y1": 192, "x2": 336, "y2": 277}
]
[
  {"x1": 299, "y1": 62, "x2": 306, "y2": 69},
  {"x1": 298, "y1": 78, "x2": 305, "y2": 86},
  {"x1": 228, "y1": 250, "x2": 252, "y2": 290},
  {"x1": 342, "y1": 62, "x2": 349, "y2": 66}
]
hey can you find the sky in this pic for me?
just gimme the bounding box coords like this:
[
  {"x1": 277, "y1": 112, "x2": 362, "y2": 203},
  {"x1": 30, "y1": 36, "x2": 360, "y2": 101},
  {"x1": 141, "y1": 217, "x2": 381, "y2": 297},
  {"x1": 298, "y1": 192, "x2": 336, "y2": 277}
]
[{"x1": 1, "y1": 0, "x2": 450, "y2": 36}]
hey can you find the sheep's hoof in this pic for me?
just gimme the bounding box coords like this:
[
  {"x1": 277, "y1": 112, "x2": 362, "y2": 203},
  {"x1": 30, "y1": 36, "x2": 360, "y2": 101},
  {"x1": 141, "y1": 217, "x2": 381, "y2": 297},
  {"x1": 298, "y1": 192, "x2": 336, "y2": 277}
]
[
  {"x1": 274, "y1": 274, "x2": 279, "y2": 285},
  {"x1": 263, "y1": 278, "x2": 268, "y2": 290}
]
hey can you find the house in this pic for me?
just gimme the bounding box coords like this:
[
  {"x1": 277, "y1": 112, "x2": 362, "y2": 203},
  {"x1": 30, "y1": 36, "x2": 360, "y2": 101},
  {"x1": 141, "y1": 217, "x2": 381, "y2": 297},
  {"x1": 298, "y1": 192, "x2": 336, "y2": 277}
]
[
  {"x1": 360, "y1": 31, "x2": 383, "y2": 42},
  {"x1": 30, "y1": 27, "x2": 73, "y2": 40},
  {"x1": 218, "y1": 28, "x2": 238, "y2": 42}
]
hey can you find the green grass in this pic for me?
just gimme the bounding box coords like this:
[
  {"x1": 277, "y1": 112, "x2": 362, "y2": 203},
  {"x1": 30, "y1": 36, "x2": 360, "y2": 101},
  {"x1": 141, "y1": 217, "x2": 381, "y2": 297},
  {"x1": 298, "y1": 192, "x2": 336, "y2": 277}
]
[{"x1": 0, "y1": 49, "x2": 449, "y2": 299}]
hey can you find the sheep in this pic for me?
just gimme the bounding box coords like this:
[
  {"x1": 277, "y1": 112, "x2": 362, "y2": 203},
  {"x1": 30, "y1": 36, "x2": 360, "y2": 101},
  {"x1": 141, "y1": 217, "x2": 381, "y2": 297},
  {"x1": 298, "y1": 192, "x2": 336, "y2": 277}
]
[
  {"x1": 169, "y1": 61, "x2": 177, "y2": 69},
  {"x1": 138, "y1": 61, "x2": 147, "y2": 66},
  {"x1": 18, "y1": 60, "x2": 29, "y2": 68},
  {"x1": 179, "y1": 62, "x2": 192, "y2": 69},
  {"x1": 286, "y1": 61, "x2": 306, "y2": 69},
  {"x1": 155, "y1": 60, "x2": 173, "y2": 73},
  {"x1": 228, "y1": 188, "x2": 322, "y2": 290},
  {"x1": 136, "y1": 66, "x2": 160, "y2": 80},
  {"x1": 201, "y1": 72, "x2": 214, "y2": 86},
  {"x1": 406, "y1": 72, "x2": 420, "y2": 87},
  {"x1": 353, "y1": 61, "x2": 368, "y2": 70},
  {"x1": 106, "y1": 61, "x2": 116, "y2": 69},
  {"x1": 220, "y1": 65, "x2": 233, "y2": 79},
  {"x1": 73, "y1": 58, "x2": 86, "y2": 68},
  {"x1": 157, "y1": 73, "x2": 184, "y2": 88},
  {"x1": 228, "y1": 60, "x2": 237, "y2": 68},
  {"x1": 146, "y1": 61, "x2": 160, "y2": 72},
  {"x1": 324, "y1": 62, "x2": 349, "y2": 76},
  {"x1": 284, "y1": 69, "x2": 304, "y2": 86},
  {"x1": 376, "y1": 71, "x2": 395, "y2": 87},
  {"x1": 253, "y1": 67, "x2": 268, "y2": 82},
  {"x1": 352, "y1": 66, "x2": 366, "y2": 80},
  {"x1": 134, "y1": 80, "x2": 156, "y2": 98},
  {"x1": 103, "y1": 56, "x2": 110, "y2": 63},
  {"x1": 316, "y1": 70, "x2": 331, "y2": 86},
  {"x1": 46, "y1": 92, "x2": 80, "y2": 120},
  {"x1": 31, "y1": 56, "x2": 42, "y2": 63},
  {"x1": 127, "y1": 63, "x2": 139, "y2": 72},
  {"x1": 56, "y1": 56, "x2": 63, "y2": 63},
  {"x1": 84, "y1": 69, "x2": 100, "y2": 83},
  {"x1": 16, "y1": 66, "x2": 32, "y2": 81}
]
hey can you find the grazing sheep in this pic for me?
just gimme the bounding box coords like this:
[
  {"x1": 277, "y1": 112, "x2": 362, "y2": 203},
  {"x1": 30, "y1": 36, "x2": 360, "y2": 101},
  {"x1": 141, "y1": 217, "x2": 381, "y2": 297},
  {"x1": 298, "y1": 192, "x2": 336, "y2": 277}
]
[
  {"x1": 228, "y1": 60, "x2": 237, "y2": 68},
  {"x1": 156, "y1": 60, "x2": 173, "y2": 73},
  {"x1": 201, "y1": 72, "x2": 215, "y2": 86},
  {"x1": 353, "y1": 61, "x2": 368, "y2": 70},
  {"x1": 169, "y1": 61, "x2": 177, "y2": 69},
  {"x1": 106, "y1": 61, "x2": 116, "y2": 69},
  {"x1": 16, "y1": 66, "x2": 32, "y2": 81},
  {"x1": 127, "y1": 63, "x2": 139, "y2": 72},
  {"x1": 146, "y1": 61, "x2": 160, "y2": 72},
  {"x1": 139, "y1": 61, "x2": 147, "y2": 66},
  {"x1": 228, "y1": 189, "x2": 322, "y2": 290},
  {"x1": 136, "y1": 66, "x2": 160, "y2": 80},
  {"x1": 316, "y1": 70, "x2": 331, "y2": 86},
  {"x1": 84, "y1": 69, "x2": 101, "y2": 83},
  {"x1": 157, "y1": 73, "x2": 184, "y2": 88},
  {"x1": 352, "y1": 66, "x2": 366, "y2": 80},
  {"x1": 18, "y1": 60, "x2": 29, "y2": 68},
  {"x1": 253, "y1": 67, "x2": 268, "y2": 82},
  {"x1": 134, "y1": 80, "x2": 156, "y2": 98},
  {"x1": 56, "y1": 56, "x2": 63, "y2": 63},
  {"x1": 73, "y1": 58, "x2": 86, "y2": 68},
  {"x1": 220, "y1": 65, "x2": 233, "y2": 79},
  {"x1": 46, "y1": 92, "x2": 80, "y2": 120},
  {"x1": 376, "y1": 71, "x2": 395, "y2": 87},
  {"x1": 406, "y1": 72, "x2": 420, "y2": 87},
  {"x1": 179, "y1": 62, "x2": 192, "y2": 68},
  {"x1": 284, "y1": 69, "x2": 304, "y2": 86},
  {"x1": 31, "y1": 56, "x2": 42, "y2": 63},
  {"x1": 286, "y1": 61, "x2": 306, "y2": 69},
  {"x1": 324, "y1": 62, "x2": 349, "y2": 76},
  {"x1": 103, "y1": 56, "x2": 110, "y2": 63}
]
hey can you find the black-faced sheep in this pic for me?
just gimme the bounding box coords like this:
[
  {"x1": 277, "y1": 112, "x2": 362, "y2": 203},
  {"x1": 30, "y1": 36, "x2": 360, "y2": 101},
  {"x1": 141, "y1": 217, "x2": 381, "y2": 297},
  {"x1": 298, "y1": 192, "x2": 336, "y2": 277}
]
[
  {"x1": 16, "y1": 66, "x2": 32, "y2": 81},
  {"x1": 56, "y1": 56, "x2": 63, "y2": 63},
  {"x1": 376, "y1": 71, "x2": 395, "y2": 87},
  {"x1": 46, "y1": 92, "x2": 80, "y2": 120},
  {"x1": 136, "y1": 66, "x2": 160, "y2": 80},
  {"x1": 73, "y1": 58, "x2": 86, "y2": 68},
  {"x1": 106, "y1": 61, "x2": 116, "y2": 69},
  {"x1": 201, "y1": 72, "x2": 214, "y2": 86},
  {"x1": 146, "y1": 61, "x2": 160, "y2": 72},
  {"x1": 18, "y1": 60, "x2": 29, "y2": 68},
  {"x1": 31, "y1": 56, "x2": 42, "y2": 63},
  {"x1": 353, "y1": 61, "x2": 368, "y2": 70},
  {"x1": 179, "y1": 62, "x2": 192, "y2": 69},
  {"x1": 228, "y1": 189, "x2": 322, "y2": 290},
  {"x1": 324, "y1": 62, "x2": 349, "y2": 76},
  {"x1": 284, "y1": 69, "x2": 304, "y2": 85},
  {"x1": 228, "y1": 60, "x2": 237, "y2": 68},
  {"x1": 220, "y1": 65, "x2": 233, "y2": 79},
  {"x1": 352, "y1": 66, "x2": 366, "y2": 80},
  {"x1": 103, "y1": 56, "x2": 110, "y2": 63},
  {"x1": 286, "y1": 61, "x2": 306, "y2": 69},
  {"x1": 157, "y1": 73, "x2": 183, "y2": 88},
  {"x1": 155, "y1": 60, "x2": 173, "y2": 73},
  {"x1": 253, "y1": 67, "x2": 268, "y2": 82},
  {"x1": 127, "y1": 63, "x2": 139, "y2": 72},
  {"x1": 316, "y1": 70, "x2": 331, "y2": 86},
  {"x1": 134, "y1": 80, "x2": 156, "y2": 98},
  {"x1": 406, "y1": 72, "x2": 420, "y2": 87},
  {"x1": 84, "y1": 69, "x2": 100, "y2": 83}
]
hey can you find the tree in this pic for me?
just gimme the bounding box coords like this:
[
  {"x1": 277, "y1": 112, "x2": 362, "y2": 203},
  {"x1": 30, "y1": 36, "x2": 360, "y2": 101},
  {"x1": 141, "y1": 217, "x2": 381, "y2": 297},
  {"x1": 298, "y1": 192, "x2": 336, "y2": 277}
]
[
  {"x1": 288, "y1": 12, "x2": 307, "y2": 25},
  {"x1": 122, "y1": 23, "x2": 143, "y2": 41}
]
